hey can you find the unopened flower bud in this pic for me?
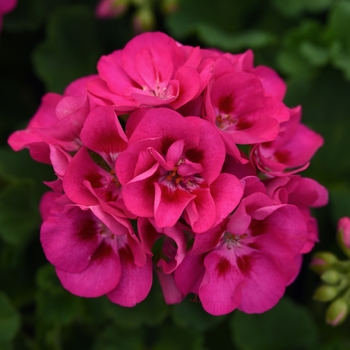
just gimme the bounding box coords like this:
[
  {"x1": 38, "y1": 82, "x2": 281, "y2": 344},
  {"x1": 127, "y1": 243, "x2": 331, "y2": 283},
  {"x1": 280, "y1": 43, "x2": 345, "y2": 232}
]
[
  {"x1": 133, "y1": 7, "x2": 155, "y2": 32},
  {"x1": 95, "y1": 0, "x2": 129, "y2": 18},
  {"x1": 310, "y1": 252, "x2": 338, "y2": 274},
  {"x1": 326, "y1": 298, "x2": 349, "y2": 326},
  {"x1": 161, "y1": 0, "x2": 178, "y2": 14},
  {"x1": 321, "y1": 270, "x2": 342, "y2": 284},
  {"x1": 313, "y1": 285, "x2": 339, "y2": 302},
  {"x1": 337, "y1": 217, "x2": 350, "y2": 258}
]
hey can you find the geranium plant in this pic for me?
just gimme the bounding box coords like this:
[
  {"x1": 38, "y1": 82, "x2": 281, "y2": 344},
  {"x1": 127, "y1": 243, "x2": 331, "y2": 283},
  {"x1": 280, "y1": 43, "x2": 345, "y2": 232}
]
[{"x1": 8, "y1": 31, "x2": 328, "y2": 316}]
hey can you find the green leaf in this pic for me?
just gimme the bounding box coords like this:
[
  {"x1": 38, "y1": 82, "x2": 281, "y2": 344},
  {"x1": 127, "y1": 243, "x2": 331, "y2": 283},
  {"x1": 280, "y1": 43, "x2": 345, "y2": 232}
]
[
  {"x1": 326, "y1": 2, "x2": 350, "y2": 80},
  {"x1": 329, "y1": 184, "x2": 350, "y2": 224},
  {"x1": 151, "y1": 324, "x2": 204, "y2": 350},
  {"x1": 271, "y1": 0, "x2": 333, "y2": 18},
  {"x1": 277, "y1": 20, "x2": 328, "y2": 79},
  {"x1": 171, "y1": 296, "x2": 227, "y2": 332},
  {"x1": 107, "y1": 280, "x2": 168, "y2": 328},
  {"x1": 93, "y1": 325, "x2": 144, "y2": 350},
  {"x1": 0, "y1": 148, "x2": 53, "y2": 245},
  {"x1": 285, "y1": 67, "x2": 350, "y2": 185},
  {"x1": 195, "y1": 25, "x2": 276, "y2": 51},
  {"x1": 3, "y1": 0, "x2": 45, "y2": 31},
  {"x1": 0, "y1": 291, "x2": 20, "y2": 343},
  {"x1": 32, "y1": 5, "x2": 102, "y2": 93},
  {"x1": 0, "y1": 183, "x2": 40, "y2": 245},
  {"x1": 165, "y1": 0, "x2": 265, "y2": 48},
  {"x1": 36, "y1": 265, "x2": 83, "y2": 326},
  {"x1": 0, "y1": 148, "x2": 53, "y2": 183},
  {"x1": 230, "y1": 297, "x2": 319, "y2": 350}
]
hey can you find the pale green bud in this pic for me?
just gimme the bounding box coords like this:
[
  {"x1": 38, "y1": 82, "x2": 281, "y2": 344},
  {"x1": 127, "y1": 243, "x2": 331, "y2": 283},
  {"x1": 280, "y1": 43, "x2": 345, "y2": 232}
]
[
  {"x1": 310, "y1": 252, "x2": 338, "y2": 274},
  {"x1": 313, "y1": 285, "x2": 339, "y2": 302},
  {"x1": 133, "y1": 7, "x2": 155, "y2": 32},
  {"x1": 326, "y1": 298, "x2": 349, "y2": 326},
  {"x1": 321, "y1": 270, "x2": 342, "y2": 284}
]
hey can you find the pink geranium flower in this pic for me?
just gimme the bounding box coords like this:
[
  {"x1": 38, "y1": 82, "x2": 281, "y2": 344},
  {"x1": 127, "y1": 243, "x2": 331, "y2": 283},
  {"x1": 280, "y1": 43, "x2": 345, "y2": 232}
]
[
  {"x1": 174, "y1": 190, "x2": 308, "y2": 315},
  {"x1": 265, "y1": 175, "x2": 328, "y2": 253},
  {"x1": 40, "y1": 192, "x2": 152, "y2": 306},
  {"x1": 204, "y1": 69, "x2": 289, "y2": 160},
  {"x1": 88, "y1": 32, "x2": 213, "y2": 112},
  {"x1": 8, "y1": 75, "x2": 98, "y2": 165},
  {"x1": 7, "y1": 30, "x2": 328, "y2": 315},
  {"x1": 251, "y1": 106, "x2": 324, "y2": 176},
  {"x1": 116, "y1": 107, "x2": 243, "y2": 233}
]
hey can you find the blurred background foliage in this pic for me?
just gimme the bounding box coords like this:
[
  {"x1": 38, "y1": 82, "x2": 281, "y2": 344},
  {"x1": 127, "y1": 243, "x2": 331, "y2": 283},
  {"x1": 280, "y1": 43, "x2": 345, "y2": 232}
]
[{"x1": 1, "y1": 0, "x2": 350, "y2": 349}]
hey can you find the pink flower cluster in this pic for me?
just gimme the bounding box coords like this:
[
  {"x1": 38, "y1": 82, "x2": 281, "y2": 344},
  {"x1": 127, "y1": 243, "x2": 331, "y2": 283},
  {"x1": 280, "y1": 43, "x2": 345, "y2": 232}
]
[{"x1": 8, "y1": 32, "x2": 328, "y2": 315}]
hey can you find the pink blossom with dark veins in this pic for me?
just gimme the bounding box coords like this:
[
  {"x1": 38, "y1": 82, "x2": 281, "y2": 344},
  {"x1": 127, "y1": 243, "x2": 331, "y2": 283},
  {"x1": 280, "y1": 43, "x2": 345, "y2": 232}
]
[
  {"x1": 174, "y1": 192, "x2": 308, "y2": 315},
  {"x1": 251, "y1": 106, "x2": 324, "y2": 176},
  {"x1": 204, "y1": 70, "x2": 289, "y2": 160},
  {"x1": 40, "y1": 193, "x2": 152, "y2": 306},
  {"x1": 116, "y1": 107, "x2": 243, "y2": 233},
  {"x1": 88, "y1": 32, "x2": 214, "y2": 112}
]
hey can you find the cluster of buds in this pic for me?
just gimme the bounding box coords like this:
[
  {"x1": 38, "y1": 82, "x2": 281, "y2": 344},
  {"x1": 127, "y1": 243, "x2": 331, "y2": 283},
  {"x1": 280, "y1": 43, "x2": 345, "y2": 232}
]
[
  {"x1": 311, "y1": 217, "x2": 350, "y2": 326},
  {"x1": 95, "y1": 0, "x2": 178, "y2": 32}
]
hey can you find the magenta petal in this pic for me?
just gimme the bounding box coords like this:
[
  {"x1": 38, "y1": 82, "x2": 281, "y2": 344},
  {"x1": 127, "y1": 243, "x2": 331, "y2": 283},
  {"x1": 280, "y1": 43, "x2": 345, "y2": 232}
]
[
  {"x1": 122, "y1": 177, "x2": 157, "y2": 217},
  {"x1": 154, "y1": 183, "x2": 195, "y2": 228},
  {"x1": 254, "y1": 205, "x2": 308, "y2": 255},
  {"x1": 199, "y1": 251, "x2": 244, "y2": 316},
  {"x1": 210, "y1": 173, "x2": 243, "y2": 224},
  {"x1": 116, "y1": 138, "x2": 161, "y2": 185},
  {"x1": 39, "y1": 191, "x2": 59, "y2": 221},
  {"x1": 190, "y1": 219, "x2": 228, "y2": 255},
  {"x1": 122, "y1": 32, "x2": 179, "y2": 83},
  {"x1": 129, "y1": 108, "x2": 199, "y2": 149},
  {"x1": 28, "y1": 93, "x2": 62, "y2": 128},
  {"x1": 253, "y1": 233, "x2": 300, "y2": 284},
  {"x1": 56, "y1": 241, "x2": 121, "y2": 297},
  {"x1": 158, "y1": 225, "x2": 187, "y2": 273},
  {"x1": 185, "y1": 117, "x2": 226, "y2": 184},
  {"x1": 253, "y1": 65, "x2": 286, "y2": 100},
  {"x1": 97, "y1": 51, "x2": 136, "y2": 94},
  {"x1": 88, "y1": 77, "x2": 138, "y2": 111},
  {"x1": 63, "y1": 147, "x2": 106, "y2": 206},
  {"x1": 0, "y1": 0, "x2": 17, "y2": 14},
  {"x1": 170, "y1": 66, "x2": 201, "y2": 109},
  {"x1": 185, "y1": 187, "x2": 216, "y2": 233},
  {"x1": 138, "y1": 217, "x2": 159, "y2": 255},
  {"x1": 166, "y1": 139, "x2": 185, "y2": 164},
  {"x1": 174, "y1": 254, "x2": 206, "y2": 296},
  {"x1": 226, "y1": 202, "x2": 252, "y2": 235},
  {"x1": 49, "y1": 145, "x2": 71, "y2": 178},
  {"x1": 107, "y1": 247, "x2": 152, "y2": 306},
  {"x1": 40, "y1": 206, "x2": 99, "y2": 273},
  {"x1": 64, "y1": 75, "x2": 99, "y2": 96},
  {"x1": 80, "y1": 106, "x2": 128, "y2": 166},
  {"x1": 288, "y1": 177, "x2": 328, "y2": 208},
  {"x1": 211, "y1": 72, "x2": 264, "y2": 116},
  {"x1": 157, "y1": 269, "x2": 184, "y2": 304},
  {"x1": 237, "y1": 252, "x2": 286, "y2": 313},
  {"x1": 131, "y1": 91, "x2": 177, "y2": 106},
  {"x1": 135, "y1": 46, "x2": 173, "y2": 87}
]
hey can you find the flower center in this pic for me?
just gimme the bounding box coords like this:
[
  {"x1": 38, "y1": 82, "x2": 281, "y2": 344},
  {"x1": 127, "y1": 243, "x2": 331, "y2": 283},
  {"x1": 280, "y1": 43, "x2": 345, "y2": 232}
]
[
  {"x1": 224, "y1": 232, "x2": 247, "y2": 249},
  {"x1": 216, "y1": 114, "x2": 236, "y2": 130},
  {"x1": 165, "y1": 166, "x2": 184, "y2": 184},
  {"x1": 97, "y1": 222, "x2": 115, "y2": 240}
]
